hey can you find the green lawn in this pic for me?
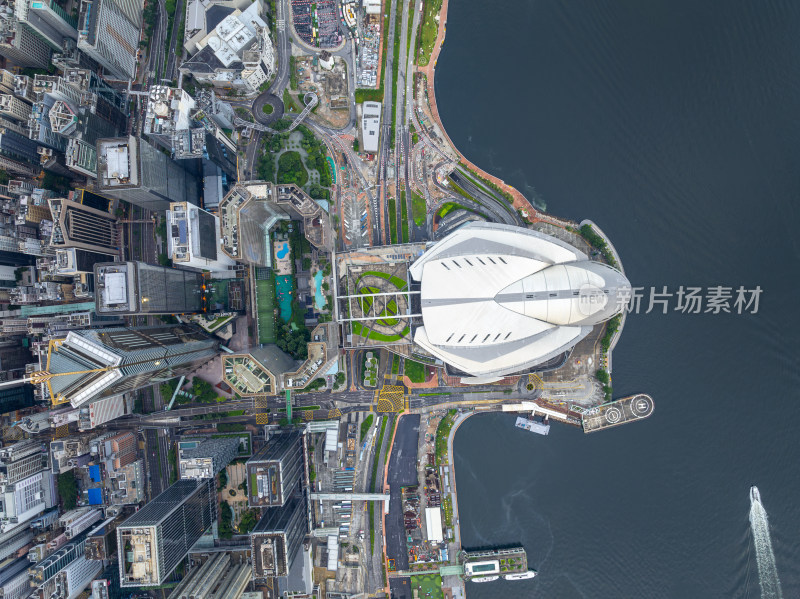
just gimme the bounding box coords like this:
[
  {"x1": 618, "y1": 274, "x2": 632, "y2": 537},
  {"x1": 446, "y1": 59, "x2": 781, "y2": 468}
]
[
  {"x1": 262, "y1": 103, "x2": 274, "y2": 114},
  {"x1": 255, "y1": 276, "x2": 276, "y2": 343},
  {"x1": 360, "y1": 414, "x2": 374, "y2": 440},
  {"x1": 435, "y1": 409, "x2": 457, "y2": 466},
  {"x1": 277, "y1": 151, "x2": 308, "y2": 187},
  {"x1": 357, "y1": 271, "x2": 408, "y2": 291},
  {"x1": 352, "y1": 322, "x2": 409, "y2": 342},
  {"x1": 446, "y1": 177, "x2": 474, "y2": 202},
  {"x1": 400, "y1": 191, "x2": 409, "y2": 242},
  {"x1": 417, "y1": 0, "x2": 443, "y2": 67},
  {"x1": 411, "y1": 192, "x2": 426, "y2": 225},
  {"x1": 388, "y1": 197, "x2": 397, "y2": 244},
  {"x1": 404, "y1": 359, "x2": 426, "y2": 383},
  {"x1": 410, "y1": 574, "x2": 444, "y2": 599}
]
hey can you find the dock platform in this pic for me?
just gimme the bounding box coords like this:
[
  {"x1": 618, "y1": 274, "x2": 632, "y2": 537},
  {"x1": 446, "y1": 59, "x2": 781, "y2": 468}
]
[{"x1": 581, "y1": 394, "x2": 654, "y2": 433}]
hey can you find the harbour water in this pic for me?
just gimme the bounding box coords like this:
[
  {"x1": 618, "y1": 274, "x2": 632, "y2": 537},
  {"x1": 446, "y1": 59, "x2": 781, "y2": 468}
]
[{"x1": 438, "y1": 1, "x2": 800, "y2": 597}]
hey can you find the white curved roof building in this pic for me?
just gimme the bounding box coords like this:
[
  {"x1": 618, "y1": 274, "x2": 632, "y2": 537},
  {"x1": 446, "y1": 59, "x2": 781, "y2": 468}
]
[{"x1": 409, "y1": 223, "x2": 630, "y2": 379}]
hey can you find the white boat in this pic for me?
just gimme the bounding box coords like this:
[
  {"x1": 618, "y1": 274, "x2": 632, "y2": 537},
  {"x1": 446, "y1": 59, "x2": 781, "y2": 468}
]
[
  {"x1": 471, "y1": 576, "x2": 499, "y2": 583},
  {"x1": 503, "y1": 570, "x2": 538, "y2": 581},
  {"x1": 750, "y1": 485, "x2": 761, "y2": 505}
]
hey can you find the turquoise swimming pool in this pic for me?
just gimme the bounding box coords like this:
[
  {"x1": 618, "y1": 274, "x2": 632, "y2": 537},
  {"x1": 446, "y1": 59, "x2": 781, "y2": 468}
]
[
  {"x1": 313, "y1": 270, "x2": 325, "y2": 310},
  {"x1": 276, "y1": 242, "x2": 289, "y2": 259},
  {"x1": 276, "y1": 275, "x2": 294, "y2": 322}
]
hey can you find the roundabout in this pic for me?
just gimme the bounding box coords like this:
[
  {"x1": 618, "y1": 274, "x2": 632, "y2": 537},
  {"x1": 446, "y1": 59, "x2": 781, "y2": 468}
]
[{"x1": 252, "y1": 92, "x2": 284, "y2": 125}]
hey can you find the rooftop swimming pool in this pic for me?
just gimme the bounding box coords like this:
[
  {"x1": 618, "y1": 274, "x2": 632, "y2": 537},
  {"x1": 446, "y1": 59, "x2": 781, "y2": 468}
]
[
  {"x1": 276, "y1": 275, "x2": 294, "y2": 322},
  {"x1": 313, "y1": 270, "x2": 325, "y2": 310},
  {"x1": 276, "y1": 242, "x2": 290, "y2": 260}
]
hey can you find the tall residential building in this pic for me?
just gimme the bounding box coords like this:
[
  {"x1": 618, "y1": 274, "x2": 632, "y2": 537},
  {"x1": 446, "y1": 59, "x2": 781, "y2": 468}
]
[
  {"x1": 246, "y1": 431, "x2": 303, "y2": 508},
  {"x1": 0, "y1": 557, "x2": 32, "y2": 599},
  {"x1": 95, "y1": 261, "x2": 205, "y2": 315},
  {"x1": 29, "y1": 532, "x2": 90, "y2": 587},
  {"x1": 97, "y1": 136, "x2": 201, "y2": 211},
  {"x1": 178, "y1": 436, "x2": 239, "y2": 480},
  {"x1": 0, "y1": 18, "x2": 52, "y2": 68},
  {"x1": 39, "y1": 324, "x2": 219, "y2": 407},
  {"x1": 0, "y1": 439, "x2": 46, "y2": 485},
  {"x1": 167, "y1": 552, "x2": 251, "y2": 599},
  {"x1": 76, "y1": 0, "x2": 142, "y2": 80},
  {"x1": 166, "y1": 202, "x2": 234, "y2": 272},
  {"x1": 44, "y1": 553, "x2": 103, "y2": 599},
  {"x1": 0, "y1": 525, "x2": 35, "y2": 562},
  {"x1": 59, "y1": 507, "x2": 102, "y2": 539},
  {"x1": 250, "y1": 497, "x2": 306, "y2": 580},
  {"x1": 117, "y1": 479, "x2": 216, "y2": 587},
  {"x1": 0, "y1": 117, "x2": 41, "y2": 166},
  {"x1": 0, "y1": 95, "x2": 32, "y2": 123},
  {"x1": 0, "y1": 469, "x2": 55, "y2": 532},
  {"x1": 48, "y1": 196, "x2": 119, "y2": 255}
]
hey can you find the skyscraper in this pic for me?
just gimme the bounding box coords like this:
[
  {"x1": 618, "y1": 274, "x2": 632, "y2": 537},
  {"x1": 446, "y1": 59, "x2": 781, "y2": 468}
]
[
  {"x1": 95, "y1": 261, "x2": 205, "y2": 315},
  {"x1": 0, "y1": 439, "x2": 45, "y2": 485},
  {"x1": 246, "y1": 431, "x2": 303, "y2": 508},
  {"x1": 39, "y1": 324, "x2": 219, "y2": 407},
  {"x1": 117, "y1": 479, "x2": 216, "y2": 587},
  {"x1": 166, "y1": 202, "x2": 234, "y2": 273},
  {"x1": 96, "y1": 136, "x2": 200, "y2": 211},
  {"x1": 250, "y1": 497, "x2": 306, "y2": 580},
  {"x1": 48, "y1": 196, "x2": 119, "y2": 256},
  {"x1": 178, "y1": 436, "x2": 239, "y2": 480},
  {"x1": 0, "y1": 19, "x2": 52, "y2": 68},
  {"x1": 76, "y1": 0, "x2": 142, "y2": 80}
]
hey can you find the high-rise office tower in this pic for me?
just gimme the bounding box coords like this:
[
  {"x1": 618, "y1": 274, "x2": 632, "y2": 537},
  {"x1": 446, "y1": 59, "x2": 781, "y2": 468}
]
[
  {"x1": 166, "y1": 202, "x2": 234, "y2": 273},
  {"x1": 76, "y1": 0, "x2": 142, "y2": 80},
  {"x1": 0, "y1": 116, "x2": 41, "y2": 167},
  {"x1": 19, "y1": 0, "x2": 79, "y2": 49},
  {"x1": 94, "y1": 261, "x2": 205, "y2": 315},
  {"x1": 178, "y1": 436, "x2": 239, "y2": 480},
  {"x1": 250, "y1": 497, "x2": 306, "y2": 580},
  {"x1": 96, "y1": 136, "x2": 200, "y2": 211},
  {"x1": 246, "y1": 431, "x2": 303, "y2": 508},
  {"x1": 117, "y1": 479, "x2": 216, "y2": 587},
  {"x1": 48, "y1": 196, "x2": 119, "y2": 256},
  {"x1": 39, "y1": 324, "x2": 219, "y2": 407}
]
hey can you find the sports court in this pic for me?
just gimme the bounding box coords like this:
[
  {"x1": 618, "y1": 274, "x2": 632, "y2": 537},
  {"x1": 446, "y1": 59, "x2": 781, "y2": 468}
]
[
  {"x1": 409, "y1": 573, "x2": 444, "y2": 599},
  {"x1": 255, "y1": 273, "x2": 277, "y2": 343}
]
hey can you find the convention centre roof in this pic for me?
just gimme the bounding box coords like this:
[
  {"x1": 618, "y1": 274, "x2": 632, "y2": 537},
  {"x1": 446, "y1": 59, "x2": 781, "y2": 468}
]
[{"x1": 408, "y1": 223, "x2": 631, "y2": 379}]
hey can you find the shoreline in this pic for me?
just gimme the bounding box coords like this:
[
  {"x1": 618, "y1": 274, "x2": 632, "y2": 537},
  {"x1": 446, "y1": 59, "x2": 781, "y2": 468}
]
[
  {"x1": 416, "y1": 0, "x2": 573, "y2": 229},
  {"x1": 580, "y1": 219, "x2": 627, "y2": 374}
]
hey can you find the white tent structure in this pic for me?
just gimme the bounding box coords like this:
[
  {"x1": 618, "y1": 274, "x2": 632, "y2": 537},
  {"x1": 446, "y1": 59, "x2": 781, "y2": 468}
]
[{"x1": 409, "y1": 222, "x2": 630, "y2": 379}]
